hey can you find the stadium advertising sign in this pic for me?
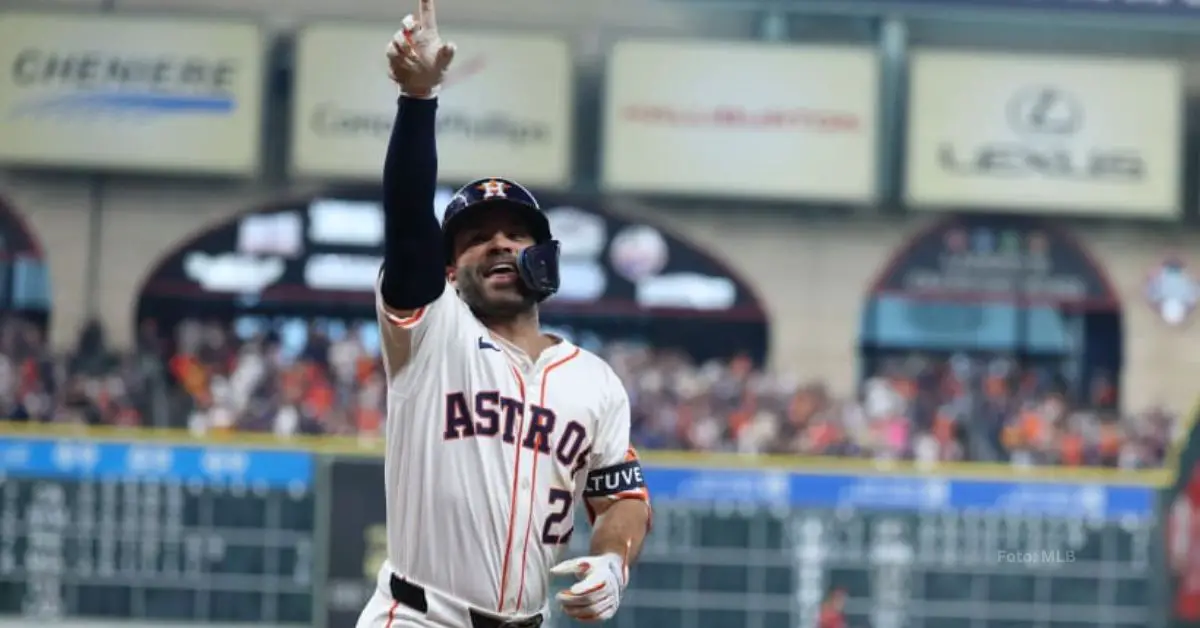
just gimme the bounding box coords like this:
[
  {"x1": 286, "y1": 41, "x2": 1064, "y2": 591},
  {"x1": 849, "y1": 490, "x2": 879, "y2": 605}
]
[
  {"x1": 804, "y1": 0, "x2": 1200, "y2": 18},
  {"x1": 141, "y1": 190, "x2": 766, "y2": 313},
  {"x1": 861, "y1": 214, "x2": 1119, "y2": 353},
  {"x1": 910, "y1": 0, "x2": 1200, "y2": 16},
  {"x1": 291, "y1": 24, "x2": 573, "y2": 187},
  {"x1": 872, "y1": 214, "x2": 1116, "y2": 306},
  {"x1": 135, "y1": 190, "x2": 771, "y2": 362},
  {"x1": 905, "y1": 51, "x2": 1183, "y2": 218},
  {"x1": 0, "y1": 13, "x2": 263, "y2": 175},
  {"x1": 602, "y1": 40, "x2": 878, "y2": 203}
]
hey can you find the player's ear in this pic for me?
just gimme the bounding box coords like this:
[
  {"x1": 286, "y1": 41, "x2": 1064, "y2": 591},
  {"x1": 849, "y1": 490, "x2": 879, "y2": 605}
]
[{"x1": 446, "y1": 264, "x2": 457, "y2": 285}]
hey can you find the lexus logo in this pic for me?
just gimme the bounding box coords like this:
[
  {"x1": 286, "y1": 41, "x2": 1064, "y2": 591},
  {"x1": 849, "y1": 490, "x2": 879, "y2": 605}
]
[{"x1": 1006, "y1": 86, "x2": 1083, "y2": 136}]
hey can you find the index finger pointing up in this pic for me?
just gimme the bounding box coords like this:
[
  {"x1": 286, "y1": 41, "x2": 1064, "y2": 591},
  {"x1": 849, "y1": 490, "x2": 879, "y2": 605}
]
[{"x1": 418, "y1": 0, "x2": 437, "y2": 29}]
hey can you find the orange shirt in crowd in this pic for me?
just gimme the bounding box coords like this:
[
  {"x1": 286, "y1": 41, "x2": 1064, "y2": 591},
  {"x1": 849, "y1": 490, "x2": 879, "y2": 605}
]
[
  {"x1": 809, "y1": 421, "x2": 842, "y2": 453},
  {"x1": 1059, "y1": 432, "x2": 1084, "y2": 466},
  {"x1": 169, "y1": 354, "x2": 210, "y2": 405},
  {"x1": 18, "y1": 359, "x2": 39, "y2": 395},
  {"x1": 1098, "y1": 423, "x2": 1123, "y2": 460},
  {"x1": 932, "y1": 413, "x2": 955, "y2": 446},
  {"x1": 305, "y1": 381, "x2": 334, "y2": 416},
  {"x1": 890, "y1": 376, "x2": 917, "y2": 401},
  {"x1": 356, "y1": 407, "x2": 383, "y2": 434},
  {"x1": 984, "y1": 374, "x2": 1008, "y2": 399},
  {"x1": 355, "y1": 357, "x2": 375, "y2": 385},
  {"x1": 1018, "y1": 410, "x2": 1045, "y2": 447},
  {"x1": 727, "y1": 399, "x2": 755, "y2": 440}
]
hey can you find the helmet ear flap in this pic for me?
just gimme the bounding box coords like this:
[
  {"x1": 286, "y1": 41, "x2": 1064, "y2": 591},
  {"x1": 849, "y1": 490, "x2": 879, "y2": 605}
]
[{"x1": 517, "y1": 240, "x2": 560, "y2": 301}]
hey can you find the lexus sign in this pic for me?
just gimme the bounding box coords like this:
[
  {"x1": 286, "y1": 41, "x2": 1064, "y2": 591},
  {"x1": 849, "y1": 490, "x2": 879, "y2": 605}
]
[
  {"x1": 942, "y1": 86, "x2": 1144, "y2": 183},
  {"x1": 906, "y1": 51, "x2": 1182, "y2": 218}
]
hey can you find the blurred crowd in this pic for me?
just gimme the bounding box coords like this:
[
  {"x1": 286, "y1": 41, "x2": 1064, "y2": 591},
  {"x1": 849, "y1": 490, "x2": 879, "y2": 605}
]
[
  {"x1": 0, "y1": 316, "x2": 159, "y2": 428},
  {"x1": 615, "y1": 346, "x2": 1171, "y2": 468},
  {"x1": 0, "y1": 315, "x2": 1175, "y2": 468}
]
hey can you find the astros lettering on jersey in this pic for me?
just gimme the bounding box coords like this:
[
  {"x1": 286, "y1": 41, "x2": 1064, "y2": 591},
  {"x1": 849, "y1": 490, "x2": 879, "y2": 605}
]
[{"x1": 369, "y1": 278, "x2": 650, "y2": 624}]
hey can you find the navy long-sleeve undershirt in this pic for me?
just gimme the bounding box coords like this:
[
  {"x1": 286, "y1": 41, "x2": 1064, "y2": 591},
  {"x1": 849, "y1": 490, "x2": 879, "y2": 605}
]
[{"x1": 379, "y1": 97, "x2": 447, "y2": 311}]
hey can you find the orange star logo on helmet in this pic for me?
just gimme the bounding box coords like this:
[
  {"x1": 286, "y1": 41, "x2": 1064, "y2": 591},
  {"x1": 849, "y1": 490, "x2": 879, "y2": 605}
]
[{"x1": 477, "y1": 179, "x2": 510, "y2": 199}]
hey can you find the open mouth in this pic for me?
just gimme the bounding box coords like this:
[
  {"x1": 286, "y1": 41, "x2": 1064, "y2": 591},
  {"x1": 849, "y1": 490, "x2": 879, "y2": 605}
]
[{"x1": 484, "y1": 261, "x2": 518, "y2": 281}]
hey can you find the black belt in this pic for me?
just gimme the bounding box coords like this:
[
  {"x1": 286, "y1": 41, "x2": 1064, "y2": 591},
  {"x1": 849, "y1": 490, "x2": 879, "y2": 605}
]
[{"x1": 389, "y1": 574, "x2": 544, "y2": 628}]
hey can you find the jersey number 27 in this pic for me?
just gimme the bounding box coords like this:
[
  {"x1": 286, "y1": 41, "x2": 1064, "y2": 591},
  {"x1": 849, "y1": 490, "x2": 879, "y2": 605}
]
[{"x1": 542, "y1": 488, "x2": 574, "y2": 545}]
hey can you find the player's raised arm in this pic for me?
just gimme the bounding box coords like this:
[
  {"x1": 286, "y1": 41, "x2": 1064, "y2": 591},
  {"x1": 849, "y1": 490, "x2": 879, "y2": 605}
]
[
  {"x1": 551, "y1": 369, "x2": 651, "y2": 623},
  {"x1": 376, "y1": 0, "x2": 457, "y2": 371}
]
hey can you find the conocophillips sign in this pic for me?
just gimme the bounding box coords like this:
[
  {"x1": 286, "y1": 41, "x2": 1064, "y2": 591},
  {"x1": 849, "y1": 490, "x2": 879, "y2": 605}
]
[
  {"x1": 602, "y1": 40, "x2": 879, "y2": 203},
  {"x1": 291, "y1": 24, "x2": 573, "y2": 187},
  {"x1": 905, "y1": 50, "x2": 1183, "y2": 218},
  {"x1": 0, "y1": 13, "x2": 263, "y2": 175}
]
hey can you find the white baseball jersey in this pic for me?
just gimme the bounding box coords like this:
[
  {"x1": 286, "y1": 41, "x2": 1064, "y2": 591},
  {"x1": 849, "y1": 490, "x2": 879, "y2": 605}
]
[{"x1": 373, "y1": 279, "x2": 649, "y2": 618}]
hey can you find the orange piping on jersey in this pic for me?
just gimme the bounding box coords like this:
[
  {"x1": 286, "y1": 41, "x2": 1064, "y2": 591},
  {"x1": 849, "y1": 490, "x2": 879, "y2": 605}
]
[
  {"x1": 513, "y1": 434, "x2": 544, "y2": 610},
  {"x1": 384, "y1": 600, "x2": 399, "y2": 628},
  {"x1": 496, "y1": 366, "x2": 528, "y2": 613},
  {"x1": 383, "y1": 306, "x2": 427, "y2": 329},
  {"x1": 513, "y1": 347, "x2": 580, "y2": 609},
  {"x1": 537, "y1": 348, "x2": 581, "y2": 407},
  {"x1": 510, "y1": 367, "x2": 526, "y2": 397}
]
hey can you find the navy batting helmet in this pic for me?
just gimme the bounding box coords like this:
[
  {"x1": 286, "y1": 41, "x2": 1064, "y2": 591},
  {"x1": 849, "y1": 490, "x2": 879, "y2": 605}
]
[{"x1": 442, "y1": 177, "x2": 560, "y2": 301}]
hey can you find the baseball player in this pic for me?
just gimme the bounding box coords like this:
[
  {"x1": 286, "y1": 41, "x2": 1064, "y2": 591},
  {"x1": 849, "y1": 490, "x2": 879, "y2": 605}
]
[{"x1": 355, "y1": 1, "x2": 652, "y2": 627}]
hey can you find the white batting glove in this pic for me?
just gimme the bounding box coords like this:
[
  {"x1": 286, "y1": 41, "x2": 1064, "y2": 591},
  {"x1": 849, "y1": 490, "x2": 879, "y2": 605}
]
[
  {"x1": 550, "y1": 552, "x2": 628, "y2": 622},
  {"x1": 385, "y1": 0, "x2": 456, "y2": 98}
]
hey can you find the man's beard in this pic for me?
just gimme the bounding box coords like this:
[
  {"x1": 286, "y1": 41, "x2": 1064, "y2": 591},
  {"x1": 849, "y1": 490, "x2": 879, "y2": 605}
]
[{"x1": 457, "y1": 263, "x2": 537, "y2": 320}]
